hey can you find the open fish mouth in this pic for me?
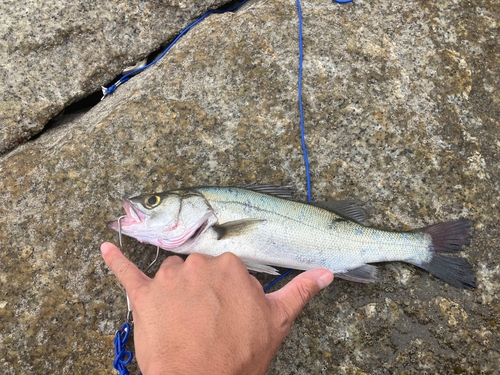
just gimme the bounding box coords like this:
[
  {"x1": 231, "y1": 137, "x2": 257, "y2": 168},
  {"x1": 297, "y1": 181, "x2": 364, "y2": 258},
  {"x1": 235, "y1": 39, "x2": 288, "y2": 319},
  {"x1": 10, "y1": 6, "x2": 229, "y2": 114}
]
[{"x1": 106, "y1": 199, "x2": 146, "y2": 231}]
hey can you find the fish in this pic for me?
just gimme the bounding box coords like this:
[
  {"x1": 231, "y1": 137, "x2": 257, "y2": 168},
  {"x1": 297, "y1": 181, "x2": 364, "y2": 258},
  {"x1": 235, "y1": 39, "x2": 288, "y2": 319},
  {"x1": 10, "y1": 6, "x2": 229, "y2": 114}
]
[{"x1": 107, "y1": 185, "x2": 476, "y2": 289}]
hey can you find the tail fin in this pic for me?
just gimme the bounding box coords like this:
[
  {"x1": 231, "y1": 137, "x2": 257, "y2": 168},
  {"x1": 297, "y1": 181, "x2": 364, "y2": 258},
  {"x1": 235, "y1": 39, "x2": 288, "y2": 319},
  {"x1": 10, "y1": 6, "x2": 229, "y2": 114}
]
[{"x1": 411, "y1": 219, "x2": 476, "y2": 289}]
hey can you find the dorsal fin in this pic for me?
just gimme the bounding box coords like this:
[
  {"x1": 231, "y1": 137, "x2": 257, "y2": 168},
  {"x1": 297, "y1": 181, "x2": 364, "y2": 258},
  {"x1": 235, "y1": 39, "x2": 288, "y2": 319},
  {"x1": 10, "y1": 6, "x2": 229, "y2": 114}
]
[
  {"x1": 312, "y1": 200, "x2": 370, "y2": 226},
  {"x1": 238, "y1": 184, "x2": 294, "y2": 199}
]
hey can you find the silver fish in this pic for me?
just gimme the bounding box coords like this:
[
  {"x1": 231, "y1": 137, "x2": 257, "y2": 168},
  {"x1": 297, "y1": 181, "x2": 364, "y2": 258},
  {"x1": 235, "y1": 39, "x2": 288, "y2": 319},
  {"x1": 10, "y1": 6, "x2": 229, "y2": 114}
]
[{"x1": 107, "y1": 185, "x2": 476, "y2": 289}]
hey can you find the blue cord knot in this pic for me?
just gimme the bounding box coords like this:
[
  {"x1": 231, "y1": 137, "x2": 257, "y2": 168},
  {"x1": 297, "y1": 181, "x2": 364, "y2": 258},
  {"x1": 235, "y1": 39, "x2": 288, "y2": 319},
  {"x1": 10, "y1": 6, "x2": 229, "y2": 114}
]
[{"x1": 114, "y1": 322, "x2": 134, "y2": 375}]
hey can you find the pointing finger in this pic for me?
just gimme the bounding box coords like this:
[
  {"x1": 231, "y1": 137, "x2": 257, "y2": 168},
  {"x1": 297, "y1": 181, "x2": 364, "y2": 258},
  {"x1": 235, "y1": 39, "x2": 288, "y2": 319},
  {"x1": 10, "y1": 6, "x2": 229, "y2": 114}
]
[
  {"x1": 267, "y1": 269, "x2": 333, "y2": 329},
  {"x1": 101, "y1": 242, "x2": 150, "y2": 291}
]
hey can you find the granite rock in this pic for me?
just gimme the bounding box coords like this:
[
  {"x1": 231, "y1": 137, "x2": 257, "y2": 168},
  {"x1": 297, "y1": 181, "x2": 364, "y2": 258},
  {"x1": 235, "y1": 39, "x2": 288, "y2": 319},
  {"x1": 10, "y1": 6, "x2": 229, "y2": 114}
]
[
  {"x1": 0, "y1": 0, "x2": 232, "y2": 154},
  {"x1": 1, "y1": 0, "x2": 499, "y2": 373}
]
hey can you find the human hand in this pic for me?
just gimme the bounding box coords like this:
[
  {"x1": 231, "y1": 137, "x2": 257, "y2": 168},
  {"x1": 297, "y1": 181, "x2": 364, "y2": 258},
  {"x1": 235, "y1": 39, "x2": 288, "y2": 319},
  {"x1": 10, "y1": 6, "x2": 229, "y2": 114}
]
[{"x1": 101, "y1": 242, "x2": 333, "y2": 375}]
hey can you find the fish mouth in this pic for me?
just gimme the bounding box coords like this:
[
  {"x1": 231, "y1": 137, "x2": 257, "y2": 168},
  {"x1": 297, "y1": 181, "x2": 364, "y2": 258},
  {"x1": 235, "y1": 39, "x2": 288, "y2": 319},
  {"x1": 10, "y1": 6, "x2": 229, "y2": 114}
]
[{"x1": 107, "y1": 199, "x2": 147, "y2": 232}]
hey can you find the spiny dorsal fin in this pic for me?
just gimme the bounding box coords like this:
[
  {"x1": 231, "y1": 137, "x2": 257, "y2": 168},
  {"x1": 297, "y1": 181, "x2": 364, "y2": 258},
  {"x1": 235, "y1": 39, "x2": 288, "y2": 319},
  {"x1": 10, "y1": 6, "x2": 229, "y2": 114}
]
[
  {"x1": 213, "y1": 219, "x2": 265, "y2": 240},
  {"x1": 238, "y1": 184, "x2": 294, "y2": 199},
  {"x1": 335, "y1": 265, "x2": 378, "y2": 283},
  {"x1": 312, "y1": 200, "x2": 370, "y2": 226}
]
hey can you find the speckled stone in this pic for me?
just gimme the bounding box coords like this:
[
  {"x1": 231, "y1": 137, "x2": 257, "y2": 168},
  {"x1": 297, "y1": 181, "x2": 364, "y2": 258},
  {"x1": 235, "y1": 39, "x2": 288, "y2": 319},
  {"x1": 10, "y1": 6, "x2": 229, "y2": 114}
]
[
  {"x1": 1, "y1": 0, "x2": 499, "y2": 373},
  {"x1": 0, "y1": 0, "x2": 232, "y2": 154}
]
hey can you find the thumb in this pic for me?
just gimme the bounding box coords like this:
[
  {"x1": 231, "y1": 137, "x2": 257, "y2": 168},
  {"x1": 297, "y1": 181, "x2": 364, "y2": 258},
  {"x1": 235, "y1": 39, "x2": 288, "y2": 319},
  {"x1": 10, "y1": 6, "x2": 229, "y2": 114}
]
[
  {"x1": 101, "y1": 242, "x2": 150, "y2": 292},
  {"x1": 267, "y1": 269, "x2": 333, "y2": 328}
]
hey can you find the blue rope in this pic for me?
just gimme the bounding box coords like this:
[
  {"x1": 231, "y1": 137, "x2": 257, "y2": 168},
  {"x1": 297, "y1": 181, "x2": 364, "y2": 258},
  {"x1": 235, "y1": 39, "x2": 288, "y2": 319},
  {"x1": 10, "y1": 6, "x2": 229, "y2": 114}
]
[
  {"x1": 263, "y1": 0, "x2": 353, "y2": 292},
  {"x1": 263, "y1": 269, "x2": 294, "y2": 292},
  {"x1": 113, "y1": 323, "x2": 134, "y2": 375},
  {"x1": 295, "y1": 0, "x2": 311, "y2": 204},
  {"x1": 263, "y1": 0, "x2": 308, "y2": 292},
  {"x1": 102, "y1": 0, "x2": 251, "y2": 98}
]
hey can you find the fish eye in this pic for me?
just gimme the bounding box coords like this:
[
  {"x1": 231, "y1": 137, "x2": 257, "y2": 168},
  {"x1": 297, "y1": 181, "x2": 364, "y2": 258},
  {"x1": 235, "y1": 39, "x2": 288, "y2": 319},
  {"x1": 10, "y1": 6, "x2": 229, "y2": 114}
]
[{"x1": 144, "y1": 195, "x2": 161, "y2": 208}]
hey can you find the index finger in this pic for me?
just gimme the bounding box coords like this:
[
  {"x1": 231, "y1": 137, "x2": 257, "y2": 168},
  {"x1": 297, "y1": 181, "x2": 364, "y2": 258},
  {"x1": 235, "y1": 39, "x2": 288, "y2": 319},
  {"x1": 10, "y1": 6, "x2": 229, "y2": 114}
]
[{"x1": 101, "y1": 242, "x2": 150, "y2": 291}]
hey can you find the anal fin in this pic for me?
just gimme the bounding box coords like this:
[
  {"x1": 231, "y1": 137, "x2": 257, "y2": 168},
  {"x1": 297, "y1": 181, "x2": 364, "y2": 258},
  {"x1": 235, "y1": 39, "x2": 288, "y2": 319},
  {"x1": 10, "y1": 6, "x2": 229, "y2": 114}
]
[{"x1": 336, "y1": 265, "x2": 378, "y2": 283}]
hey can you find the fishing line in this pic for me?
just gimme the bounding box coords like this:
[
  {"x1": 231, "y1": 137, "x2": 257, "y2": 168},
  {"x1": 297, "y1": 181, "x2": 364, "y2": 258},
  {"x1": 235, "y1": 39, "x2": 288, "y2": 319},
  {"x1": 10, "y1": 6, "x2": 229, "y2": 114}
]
[{"x1": 114, "y1": 216, "x2": 160, "y2": 375}]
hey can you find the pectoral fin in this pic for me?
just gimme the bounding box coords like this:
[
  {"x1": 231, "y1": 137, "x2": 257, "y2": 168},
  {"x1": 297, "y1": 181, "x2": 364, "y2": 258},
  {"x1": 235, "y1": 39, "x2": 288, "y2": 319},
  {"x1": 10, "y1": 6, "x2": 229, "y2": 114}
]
[
  {"x1": 213, "y1": 219, "x2": 265, "y2": 240},
  {"x1": 243, "y1": 261, "x2": 280, "y2": 275},
  {"x1": 335, "y1": 265, "x2": 378, "y2": 283}
]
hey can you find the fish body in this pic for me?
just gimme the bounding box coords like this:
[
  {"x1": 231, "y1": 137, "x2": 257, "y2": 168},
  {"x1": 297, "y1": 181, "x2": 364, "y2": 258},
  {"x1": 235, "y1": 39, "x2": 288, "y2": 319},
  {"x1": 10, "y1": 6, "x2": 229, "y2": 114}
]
[{"x1": 108, "y1": 185, "x2": 475, "y2": 288}]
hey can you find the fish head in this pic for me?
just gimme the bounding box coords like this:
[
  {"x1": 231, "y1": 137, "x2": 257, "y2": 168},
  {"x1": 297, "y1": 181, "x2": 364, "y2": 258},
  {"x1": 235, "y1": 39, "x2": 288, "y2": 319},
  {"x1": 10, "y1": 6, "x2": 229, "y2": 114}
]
[{"x1": 107, "y1": 190, "x2": 214, "y2": 250}]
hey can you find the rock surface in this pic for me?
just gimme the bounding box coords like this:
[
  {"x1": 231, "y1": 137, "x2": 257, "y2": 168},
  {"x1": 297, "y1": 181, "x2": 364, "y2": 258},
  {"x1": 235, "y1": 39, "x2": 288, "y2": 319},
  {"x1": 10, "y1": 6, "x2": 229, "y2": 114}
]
[
  {"x1": 1, "y1": 0, "x2": 499, "y2": 373},
  {"x1": 0, "y1": 0, "x2": 232, "y2": 154}
]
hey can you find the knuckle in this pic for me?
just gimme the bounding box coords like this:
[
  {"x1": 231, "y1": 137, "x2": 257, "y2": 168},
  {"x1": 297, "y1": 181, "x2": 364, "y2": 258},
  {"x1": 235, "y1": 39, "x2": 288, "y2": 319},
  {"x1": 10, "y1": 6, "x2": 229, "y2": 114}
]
[
  {"x1": 168, "y1": 255, "x2": 183, "y2": 264},
  {"x1": 156, "y1": 256, "x2": 182, "y2": 277},
  {"x1": 161, "y1": 255, "x2": 183, "y2": 268},
  {"x1": 156, "y1": 263, "x2": 172, "y2": 278},
  {"x1": 219, "y1": 252, "x2": 239, "y2": 265},
  {"x1": 218, "y1": 253, "x2": 247, "y2": 277},
  {"x1": 185, "y1": 253, "x2": 209, "y2": 268}
]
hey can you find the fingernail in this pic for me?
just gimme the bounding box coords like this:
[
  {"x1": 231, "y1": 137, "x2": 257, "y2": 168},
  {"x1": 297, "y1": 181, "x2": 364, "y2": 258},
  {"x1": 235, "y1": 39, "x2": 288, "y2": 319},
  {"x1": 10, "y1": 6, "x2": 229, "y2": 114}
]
[
  {"x1": 100, "y1": 243, "x2": 110, "y2": 255},
  {"x1": 317, "y1": 271, "x2": 334, "y2": 289}
]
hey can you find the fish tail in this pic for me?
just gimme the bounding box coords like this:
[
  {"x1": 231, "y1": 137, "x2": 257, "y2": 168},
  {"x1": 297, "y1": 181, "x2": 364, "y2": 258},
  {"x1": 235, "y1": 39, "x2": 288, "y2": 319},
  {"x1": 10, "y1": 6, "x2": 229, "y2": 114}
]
[{"x1": 410, "y1": 219, "x2": 476, "y2": 289}]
